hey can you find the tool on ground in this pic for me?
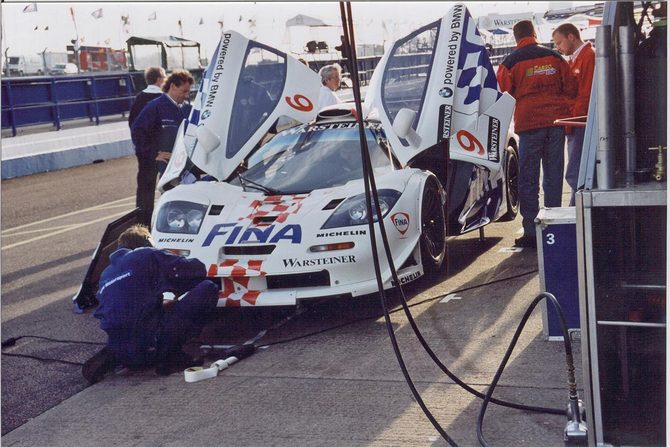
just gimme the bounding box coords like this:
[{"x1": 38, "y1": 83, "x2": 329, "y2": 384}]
[{"x1": 184, "y1": 344, "x2": 256, "y2": 383}]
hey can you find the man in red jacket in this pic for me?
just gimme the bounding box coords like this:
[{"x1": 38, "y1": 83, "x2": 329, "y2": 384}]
[
  {"x1": 497, "y1": 20, "x2": 576, "y2": 248},
  {"x1": 552, "y1": 23, "x2": 596, "y2": 206}
]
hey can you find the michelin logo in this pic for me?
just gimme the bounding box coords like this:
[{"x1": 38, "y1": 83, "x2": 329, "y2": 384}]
[
  {"x1": 398, "y1": 271, "x2": 421, "y2": 285},
  {"x1": 316, "y1": 230, "x2": 366, "y2": 238},
  {"x1": 158, "y1": 237, "x2": 195, "y2": 243}
]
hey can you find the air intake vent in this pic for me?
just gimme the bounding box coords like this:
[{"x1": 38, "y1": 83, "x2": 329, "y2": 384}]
[
  {"x1": 209, "y1": 205, "x2": 224, "y2": 215},
  {"x1": 253, "y1": 216, "x2": 277, "y2": 226},
  {"x1": 223, "y1": 245, "x2": 276, "y2": 255},
  {"x1": 267, "y1": 270, "x2": 330, "y2": 289},
  {"x1": 317, "y1": 108, "x2": 356, "y2": 121},
  {"x1": 399, "y1": 257, "x2": 417, "y2": 269},
  {"x1": 322, "y1": 198, "x2": 345, "y2": 210}
]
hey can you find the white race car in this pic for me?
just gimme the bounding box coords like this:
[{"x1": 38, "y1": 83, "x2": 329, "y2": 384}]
[{"x1": 153, "y1": 4, "x2": 519, "y2": 307}]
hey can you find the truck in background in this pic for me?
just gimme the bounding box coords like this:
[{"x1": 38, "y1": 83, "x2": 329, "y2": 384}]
[
  {"x1": 4, "y1": 55, "x2": 45, "y2": 76},
  {"x1": 43, "y1": 52, "x2": 69, "y2": 74},
  {"x1": 3, "y1": 52, "x2": 72, "y2": 76},
  {"x1": 66, "y1": 45, "x2": 128, "y2": 72}
]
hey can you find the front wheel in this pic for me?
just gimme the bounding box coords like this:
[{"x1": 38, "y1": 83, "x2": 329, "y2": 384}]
[
  {"x1": 420, "y1": 178, "x2": 446, "y2": 277},
  {"x1": 499, "y1": 145, "x2": 519, "y2": 222}
]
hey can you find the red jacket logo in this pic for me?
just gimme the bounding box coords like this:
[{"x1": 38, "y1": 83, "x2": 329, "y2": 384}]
[{"x1": 391, "y1": 212, "x2": 410, "y2": 235}]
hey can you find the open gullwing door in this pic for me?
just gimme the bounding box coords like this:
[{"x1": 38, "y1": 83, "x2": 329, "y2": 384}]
[
  {"x1": 160, "y1": 31, "x2": 321, "y2": 188},
  {"x1": 364, "y1": 4, "x2": 515, "y2": 173}
]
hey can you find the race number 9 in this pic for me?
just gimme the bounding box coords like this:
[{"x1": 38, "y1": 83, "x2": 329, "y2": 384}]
[
  {"x1": 456, "y1": 130, "x2": 484, "y2": 155},
  {"x1": 285, "y1": 94, "x2": 313, "y2": 112}
]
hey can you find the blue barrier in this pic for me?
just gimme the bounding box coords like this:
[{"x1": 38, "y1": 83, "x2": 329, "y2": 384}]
[
  {"x1": 1, "y1": 69, "x2": 208, "y2": 137},
  {"x1": 1, "y1": 72, "x2": 140, "y2": 136}
]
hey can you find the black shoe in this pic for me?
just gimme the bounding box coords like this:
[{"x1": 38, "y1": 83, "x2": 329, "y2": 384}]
[
  {"x1": 514, "y1": 235, "x2": 537, "y2": 248},
  {"x1": 155, "y1": 351, "x2": 203, "y2": 376},
  {"x1": 82, "y1": 347, "x2": 118, "y2": 384}
]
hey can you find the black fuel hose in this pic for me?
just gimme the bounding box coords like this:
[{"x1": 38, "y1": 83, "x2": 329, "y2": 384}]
[
  {"x1": 339, "y1": 2, "x2": 458, "y2": 445},
  {"x1": 338, "y1": 3, "x2": 581, "y2": 445},
  {"x1": 477, "y1": 292, "x2": 579, "y2": 446},
  {"x1": 337, "y1": 0, "x2": 563, "y2": 420}
]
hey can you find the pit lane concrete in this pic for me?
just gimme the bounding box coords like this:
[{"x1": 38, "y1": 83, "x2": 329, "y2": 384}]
[{"x1": 1, "y1": 155, "x2": 582, "y2": 446}]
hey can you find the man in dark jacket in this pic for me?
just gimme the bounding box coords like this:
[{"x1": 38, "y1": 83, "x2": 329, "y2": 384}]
[
  {"x1": 496, "y1": 20, "x2": 576, "y2": 248},
  {"x1": 131, "y1": 69, "x2": 194, "y2": 227},
  {"x1": 82, "y1": 225, "x2": 218, "y2": 383},
  {"x1": 128, "y1": 66, "x2": 166, "y2": 128}
]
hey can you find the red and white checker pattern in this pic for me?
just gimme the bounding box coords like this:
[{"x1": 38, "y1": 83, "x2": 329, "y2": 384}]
[
  {"x1": 241, "y1": 194, "x2": 308, "y2": 224},
  {"x1": 207, "y1": 259, "x2": 266, "y2": 307}
]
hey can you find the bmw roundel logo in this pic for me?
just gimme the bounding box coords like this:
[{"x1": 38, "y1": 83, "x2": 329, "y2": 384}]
[{"x1": 439, "y1": 87, "x2": 453, "y2": 98}]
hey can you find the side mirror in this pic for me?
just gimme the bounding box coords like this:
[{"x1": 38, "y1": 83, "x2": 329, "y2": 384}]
[
  {"x1": 392, "y1": 108, "x2": 422, "y2": 147},
  {"x1": 196, "y1": 125, "x2": 220, "y2": 153}
]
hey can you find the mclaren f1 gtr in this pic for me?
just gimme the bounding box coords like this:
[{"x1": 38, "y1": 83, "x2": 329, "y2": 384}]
[{"x1": 152, "y1": 4, "x2": 519, "y2": 307}]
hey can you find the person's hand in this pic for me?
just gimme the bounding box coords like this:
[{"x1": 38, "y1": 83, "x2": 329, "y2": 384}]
[{"x1": 156, "y1": 151, "x2": 172, "y2": 162}]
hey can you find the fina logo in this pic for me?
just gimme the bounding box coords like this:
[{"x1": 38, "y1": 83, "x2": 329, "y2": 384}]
[
  {"x1": 439, "y1": 87, "x2": 453, "y2": 98},
  {"x1": 391, "y1": 212, "x2": 410, "y2": 235}
]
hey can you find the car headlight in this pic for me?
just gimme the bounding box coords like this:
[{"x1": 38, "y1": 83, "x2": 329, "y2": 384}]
[
  {"x1": 322, "y1": 189, "x2": 401, "y2": 229},
  {"x1": 156, "y1": 201, "x2": 208, "y2": 234}
]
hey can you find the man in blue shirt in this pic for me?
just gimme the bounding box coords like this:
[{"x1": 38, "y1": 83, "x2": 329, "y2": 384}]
[
  {"x1": 131, "y1": 70, "x2": 194, "y2": 227},
  {"x1": 83, "y1": 224, "x2": 218, "y2": 383}
]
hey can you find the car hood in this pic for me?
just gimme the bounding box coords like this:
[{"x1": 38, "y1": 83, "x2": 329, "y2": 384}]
[{"x1": 154, "y1": 168, "x2": 415, "y2": 247}]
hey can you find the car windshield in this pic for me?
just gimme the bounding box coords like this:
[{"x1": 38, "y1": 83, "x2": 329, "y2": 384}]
[{"x1": 232, "y1": 122, "x2": 394, "y2": 194}]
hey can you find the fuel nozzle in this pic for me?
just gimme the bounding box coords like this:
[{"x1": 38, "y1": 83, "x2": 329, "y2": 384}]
[
  {"x1": 649, "y1": 146, "x2": 667, "y2": 181},
  {"x1": 564, "y1": 395, "x2": 588, "y2": 446}
]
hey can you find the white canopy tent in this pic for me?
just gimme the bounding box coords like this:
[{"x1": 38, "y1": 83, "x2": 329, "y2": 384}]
[{"x1": 281, "y1": 14, "x2": 341, "y2": 56}]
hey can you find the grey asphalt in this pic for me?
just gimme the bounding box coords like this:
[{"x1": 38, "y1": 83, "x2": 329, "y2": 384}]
[
  {"x1": 2, "y1": 152, "x2": 582, "y2": 446},
  {"x1": 1, "y1": 156, "x2": 140, "y2": 435}
]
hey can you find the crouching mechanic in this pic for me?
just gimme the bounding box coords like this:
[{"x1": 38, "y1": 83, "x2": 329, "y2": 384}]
[{"x1": 83, "y1": 224, "x2": 219, "y2": 383}]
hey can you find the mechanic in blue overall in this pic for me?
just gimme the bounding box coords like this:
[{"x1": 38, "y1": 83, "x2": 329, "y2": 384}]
[
  {"x1": 82, "y1": 224, "x2": 219, "y2": 384},
  {"x1": 131, "y1": 70, "x2": 194, "y2": 227}
]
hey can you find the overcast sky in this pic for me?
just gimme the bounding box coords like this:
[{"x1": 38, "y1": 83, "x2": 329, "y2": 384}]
[{"x1": 2, "y1": 1, "x2": 590, "y2": 59}]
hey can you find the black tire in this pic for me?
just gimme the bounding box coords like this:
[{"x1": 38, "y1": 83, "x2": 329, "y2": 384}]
[
  {"x1": 420, "y1": 178, "x2": 446, "y2": 276},
  {"x1": 499, "y1": 145, "x2": 519, "y2": 222}
]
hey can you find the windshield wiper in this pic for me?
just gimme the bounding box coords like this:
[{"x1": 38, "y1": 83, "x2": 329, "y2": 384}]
[{"x1": 237, "y1": 173, "x2": 283, "y2": 196}]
